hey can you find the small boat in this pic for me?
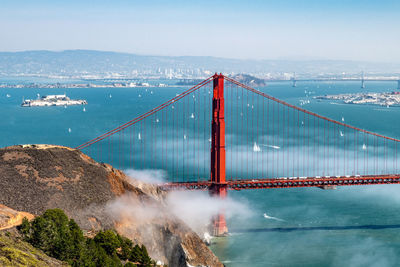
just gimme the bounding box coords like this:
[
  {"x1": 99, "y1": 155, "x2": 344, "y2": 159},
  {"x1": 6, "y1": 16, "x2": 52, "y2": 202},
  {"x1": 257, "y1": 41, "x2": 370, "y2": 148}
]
[
  {"x1": 190, "y1": 113, "x2": 195, "y2": 119},
  {"x1": 68, "y1": 128, "x2": 72, "y2": 133},
  {"x1": 83, "y1": 107, "x2": 86, "y2": 112}
]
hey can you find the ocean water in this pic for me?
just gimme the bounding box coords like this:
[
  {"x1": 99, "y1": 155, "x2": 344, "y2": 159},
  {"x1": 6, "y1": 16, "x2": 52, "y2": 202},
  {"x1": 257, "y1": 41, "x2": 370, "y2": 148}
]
[{"x1": 1, "y1": 79, "x2": 400, "y2": 266}]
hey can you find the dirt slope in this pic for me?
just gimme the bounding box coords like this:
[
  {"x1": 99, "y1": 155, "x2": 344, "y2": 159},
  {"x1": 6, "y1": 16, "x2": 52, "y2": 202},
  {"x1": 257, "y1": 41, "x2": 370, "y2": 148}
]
[{"x1": 0, "y1": 204, "x2": 35, "y2": 231}]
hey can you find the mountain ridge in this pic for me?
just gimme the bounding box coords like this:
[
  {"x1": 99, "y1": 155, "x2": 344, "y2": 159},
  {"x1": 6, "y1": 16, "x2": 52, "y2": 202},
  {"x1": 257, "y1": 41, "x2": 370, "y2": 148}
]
[{"x1": 1, "y1": 49, "x2": 399, "y2": 76}]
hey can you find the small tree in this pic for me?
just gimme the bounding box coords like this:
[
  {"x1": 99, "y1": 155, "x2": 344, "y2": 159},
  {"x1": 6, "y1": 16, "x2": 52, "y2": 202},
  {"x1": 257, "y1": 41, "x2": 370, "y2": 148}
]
[{"x1": 94, "y1": 230, "x2": 121, "y2": 255}]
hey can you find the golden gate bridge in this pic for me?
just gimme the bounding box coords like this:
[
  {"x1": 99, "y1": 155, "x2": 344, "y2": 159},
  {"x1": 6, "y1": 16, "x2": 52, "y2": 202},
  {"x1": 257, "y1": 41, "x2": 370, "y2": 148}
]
[{"x1": 76, "y1": 74, "x2": 400, "y2": 236}]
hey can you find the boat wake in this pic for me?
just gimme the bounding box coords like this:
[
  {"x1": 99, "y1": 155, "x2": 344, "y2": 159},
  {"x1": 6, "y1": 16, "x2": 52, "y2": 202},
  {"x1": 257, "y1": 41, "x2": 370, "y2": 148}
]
[
  {"x1": 263, "y1": 213, "x2": 285, "y2": 222},
  {"x1": 262, "y1": 144, "x2": 281, "y2": 149}
]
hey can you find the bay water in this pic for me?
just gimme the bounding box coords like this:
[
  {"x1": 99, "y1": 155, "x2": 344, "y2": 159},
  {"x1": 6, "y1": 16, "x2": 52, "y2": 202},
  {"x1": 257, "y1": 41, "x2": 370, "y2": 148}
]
[{"x1": 1, "y1": 78, "x2": 400, "y2": 266}]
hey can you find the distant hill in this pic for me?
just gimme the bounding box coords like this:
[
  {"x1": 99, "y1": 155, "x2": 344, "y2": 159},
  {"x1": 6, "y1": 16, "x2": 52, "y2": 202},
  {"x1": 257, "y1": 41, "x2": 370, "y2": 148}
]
[
  {"x1": 231, "y1": 73, "x2": 267, "y2": 87},
  {"x1": 0, "y1": 50, "x2": 399, "y2": 77}
]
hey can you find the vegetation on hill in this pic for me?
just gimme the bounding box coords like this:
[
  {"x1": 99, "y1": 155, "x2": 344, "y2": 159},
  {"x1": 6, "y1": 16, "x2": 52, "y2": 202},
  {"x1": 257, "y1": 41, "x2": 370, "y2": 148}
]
[
  {"x1": 0, "y1": 230, "x2": 67, "y2": 267},
  {"x1": 18, "y1": 209, "x2": 155, "y2": 267}
]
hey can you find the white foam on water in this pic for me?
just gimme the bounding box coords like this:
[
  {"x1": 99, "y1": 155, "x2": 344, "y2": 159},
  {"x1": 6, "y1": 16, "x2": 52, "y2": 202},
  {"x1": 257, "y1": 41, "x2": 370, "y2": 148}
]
[
  {"x1": 263, "y1": 213, "x2": 285, "y2": 222},
  {"x1": 262, "y1": 144, "x2": 280, "y2": 149}
]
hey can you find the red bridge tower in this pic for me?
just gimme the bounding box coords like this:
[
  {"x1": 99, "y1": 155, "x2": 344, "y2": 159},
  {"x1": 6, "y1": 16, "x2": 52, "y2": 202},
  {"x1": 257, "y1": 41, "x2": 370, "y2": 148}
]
[{"x1": 210, "y1": 74, "x2": 228, "y2": 236}]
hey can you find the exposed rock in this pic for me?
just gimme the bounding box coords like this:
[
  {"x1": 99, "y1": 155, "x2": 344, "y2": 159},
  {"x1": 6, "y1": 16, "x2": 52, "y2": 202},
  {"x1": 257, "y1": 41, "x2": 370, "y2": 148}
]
[
  {"x1": 0, "y1": 205, "x2": 34, "y2": 231},
  {"x1": 0, "y1": 145, "x2": 223, "y2": 267}
]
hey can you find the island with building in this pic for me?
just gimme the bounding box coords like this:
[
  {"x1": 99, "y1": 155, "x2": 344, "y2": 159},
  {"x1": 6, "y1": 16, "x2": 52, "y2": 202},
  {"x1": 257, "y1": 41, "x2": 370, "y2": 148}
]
[
  {"x1": 315, "y1": 91, "x2": 400, "y2": 107},
  {"x1": 21, "y1": 94, "x2": 87, "y2": 107}
]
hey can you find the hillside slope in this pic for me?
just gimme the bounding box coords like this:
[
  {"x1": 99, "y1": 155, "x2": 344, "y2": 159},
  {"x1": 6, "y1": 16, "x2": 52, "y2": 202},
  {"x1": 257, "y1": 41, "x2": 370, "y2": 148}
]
[
  {"x1": 0, "y1": 145, "x2": 222, "y2": 267},
  {"x1": 0, "y1": 229, "x2": 68, "y2": 267}
]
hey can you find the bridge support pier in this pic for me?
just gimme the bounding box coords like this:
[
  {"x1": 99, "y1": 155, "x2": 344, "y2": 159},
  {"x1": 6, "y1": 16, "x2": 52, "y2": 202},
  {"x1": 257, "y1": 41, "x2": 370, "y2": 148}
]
[
  {"x1": 361, "y1": 71, "x2": 365, "y2": 88},
  {"x1": 210, "y1": 184, "x2": 228, "y2": 236},
  {"x1": 292, "y1": 72, "x2": 297, "y2": 87},
  {"x1": 210, "y1": 74, "x2": 228, "y2": 236}
]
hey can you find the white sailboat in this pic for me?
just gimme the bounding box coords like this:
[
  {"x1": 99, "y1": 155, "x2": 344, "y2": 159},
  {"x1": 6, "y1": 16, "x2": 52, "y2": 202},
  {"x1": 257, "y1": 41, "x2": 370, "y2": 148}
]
[{"x1": 253, "y1": 142, "x2": 261, "y2": 152}]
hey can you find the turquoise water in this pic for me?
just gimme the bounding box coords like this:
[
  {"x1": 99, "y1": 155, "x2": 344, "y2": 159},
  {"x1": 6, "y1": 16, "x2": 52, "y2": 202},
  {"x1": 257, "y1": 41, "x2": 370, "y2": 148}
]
[{"x1": 1, "y1": 79, "x2": 400, "y2": 266}]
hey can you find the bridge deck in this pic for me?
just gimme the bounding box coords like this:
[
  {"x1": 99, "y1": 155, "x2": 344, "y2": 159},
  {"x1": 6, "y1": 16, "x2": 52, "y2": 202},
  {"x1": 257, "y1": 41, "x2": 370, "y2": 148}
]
[{"x1": 160, "y1": 174, "x2": 400, "y2": 191}]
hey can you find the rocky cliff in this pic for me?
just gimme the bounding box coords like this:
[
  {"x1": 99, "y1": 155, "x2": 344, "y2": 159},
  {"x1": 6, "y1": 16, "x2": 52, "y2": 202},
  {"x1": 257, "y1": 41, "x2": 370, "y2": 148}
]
[{"x1": 0, "y1": 145, "x2": 223, "y2": 267}]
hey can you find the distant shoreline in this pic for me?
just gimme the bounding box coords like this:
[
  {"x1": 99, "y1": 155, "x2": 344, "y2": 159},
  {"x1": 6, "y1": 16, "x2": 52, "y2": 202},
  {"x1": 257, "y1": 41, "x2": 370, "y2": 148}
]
[
  {"x1": 315, "y1": 91, "x2": 400, "y2": 107},
  {"x1": 0, "y1": 83, "x2": 171, "y2": 89}
]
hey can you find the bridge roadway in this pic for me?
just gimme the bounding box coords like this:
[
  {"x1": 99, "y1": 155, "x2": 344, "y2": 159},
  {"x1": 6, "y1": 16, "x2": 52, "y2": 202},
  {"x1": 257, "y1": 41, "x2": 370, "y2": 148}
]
[{"x1": 160, "y1": 174, "x2": 400, "y2": 191}]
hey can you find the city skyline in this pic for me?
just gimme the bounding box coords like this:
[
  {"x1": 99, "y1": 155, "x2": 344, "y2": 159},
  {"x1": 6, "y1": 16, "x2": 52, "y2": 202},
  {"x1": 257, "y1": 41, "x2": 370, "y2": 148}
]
[{"x1": 1, "y1": 0, "x2": 400, "y2": 63}]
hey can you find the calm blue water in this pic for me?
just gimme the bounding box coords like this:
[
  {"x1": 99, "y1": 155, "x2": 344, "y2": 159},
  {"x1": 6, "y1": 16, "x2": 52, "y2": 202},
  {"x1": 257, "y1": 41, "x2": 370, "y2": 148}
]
[{"x1": 1, "y1": 79, "x2": 400, "y2": 266}]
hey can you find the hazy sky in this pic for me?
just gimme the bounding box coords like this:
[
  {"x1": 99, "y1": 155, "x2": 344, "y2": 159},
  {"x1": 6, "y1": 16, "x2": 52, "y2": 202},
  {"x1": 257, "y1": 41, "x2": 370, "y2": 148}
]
[{"x1": 1, "y1": 0, "x2": 400, "y2": 62}]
